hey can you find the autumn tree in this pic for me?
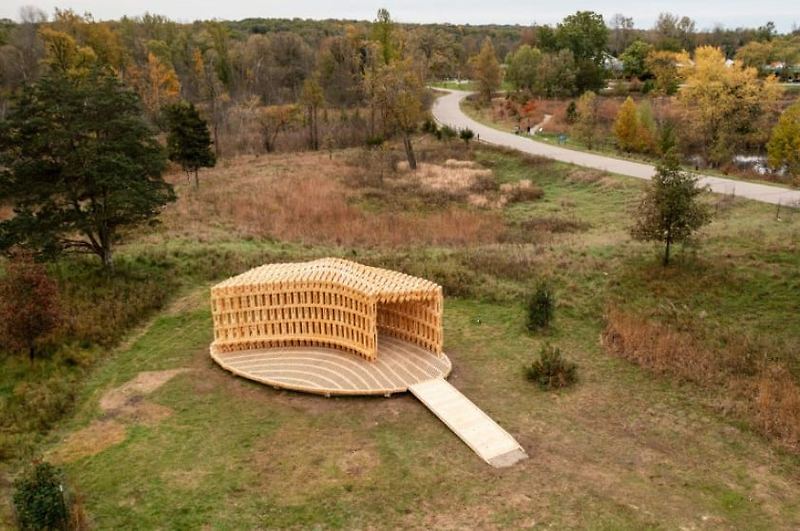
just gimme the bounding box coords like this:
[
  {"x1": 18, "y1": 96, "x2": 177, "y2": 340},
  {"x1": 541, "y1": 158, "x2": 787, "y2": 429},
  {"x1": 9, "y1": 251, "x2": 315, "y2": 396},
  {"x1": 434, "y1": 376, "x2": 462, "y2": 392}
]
[
  {"x1": 470, "y1": 38, "x2": 502, "y2": 103},
  {"x1": 767, "y1": 101, "x2": 800, "y2": 182},
  {"x1": 257, "y1": 104, "x2": 297, "y2": 153},
  {"x1": 680, "y1": 46, "x2": 782, "y2": 166},
  {"x1": 372, "y1": 59, "x2": 424, "y2": 169},
  {"x1": 0, "y1": 251, "x2": 61, "y2": 362},
  {"x1": 163, "y1": 100, "x2": 216, "y2": 187},
  {"x1": 572, "y1": 91, "x2": 600, "y2": 150},
  {"x1": 645, "y1": 50, "x2": 685, "y2": 95},
  {"x1": 300, "y1": 76, "x2": 325, "y2": 150},
  {"x1": 614, "y1": 97, "x2": 639, "y2": 151},
  {"x1": 0, "y1": 68, "x2": 174, "y2": 268},
  {"x1": 127, "y1": 50, "x2": 180, "y2": 120},
  {"x1": 632, "y1": 151, "x2": 711, "y2": 266}
]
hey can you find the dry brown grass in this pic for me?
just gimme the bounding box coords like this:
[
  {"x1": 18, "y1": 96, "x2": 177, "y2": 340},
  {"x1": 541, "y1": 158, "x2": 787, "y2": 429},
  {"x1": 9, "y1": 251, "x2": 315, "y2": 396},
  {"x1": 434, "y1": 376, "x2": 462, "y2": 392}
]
[
  {"x1": 164, "y1": 153, "x2": 505, "y2": 248},
  {"x1": 603, "y1": 307, "x2": 800, "y2": 452},
  {"x1": 756, "y1": 365, "x2": 800, "y2": 451},
  {"x1": 601, "y1": 307, "x2": 719, "y2": 384}
]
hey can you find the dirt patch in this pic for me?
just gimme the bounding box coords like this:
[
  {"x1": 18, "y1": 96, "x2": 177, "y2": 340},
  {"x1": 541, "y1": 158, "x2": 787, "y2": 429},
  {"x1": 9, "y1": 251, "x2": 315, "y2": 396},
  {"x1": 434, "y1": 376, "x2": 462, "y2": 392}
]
[
  {"x1": 336, "y1": 447, "x2": 380, "y2": 477},
  {"x1": 49, "y1": 369, "x2": 190, "y2": 463},
  {"x1": 100, "y1": 369, "x2": 191, "y2": 414},
  {"x1": 49, "y1": 420, "x2": 126, "y2": 464}
]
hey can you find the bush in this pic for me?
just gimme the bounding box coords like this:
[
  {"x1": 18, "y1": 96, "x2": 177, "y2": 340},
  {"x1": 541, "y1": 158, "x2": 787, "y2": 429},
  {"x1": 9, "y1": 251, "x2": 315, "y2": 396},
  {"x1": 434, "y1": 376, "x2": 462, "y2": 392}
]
[
  {"x1": 459, "y1": 128, "x2": 475, "y2": 144},
  {"x1": 440, "y1": 125, "x2": 457, "y2": 141},
  {"x1": 13, "y1": 462, "x2": 69, "y2": 530},
  {"x1": 526, "y1": 343, "x2": 577, "y2": 390},
  {"x1": 526, "y1": 282, "x2": 555, "y2": 331}
]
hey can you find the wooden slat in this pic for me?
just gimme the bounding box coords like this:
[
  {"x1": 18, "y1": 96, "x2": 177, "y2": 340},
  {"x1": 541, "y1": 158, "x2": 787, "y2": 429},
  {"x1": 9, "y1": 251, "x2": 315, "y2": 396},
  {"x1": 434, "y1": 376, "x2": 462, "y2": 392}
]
[
  {"x1": 211, "y1": 334, "x2": 452, "y2": 396},
  {"x1": 409, "y1": 378, "x2": 527, "y2": 468}
]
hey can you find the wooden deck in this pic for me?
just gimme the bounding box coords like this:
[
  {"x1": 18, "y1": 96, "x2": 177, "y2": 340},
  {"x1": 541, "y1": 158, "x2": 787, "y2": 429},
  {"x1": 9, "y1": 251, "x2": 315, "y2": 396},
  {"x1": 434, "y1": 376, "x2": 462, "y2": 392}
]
[
  {"x1": 409, "y1": 378, "x2": 528, "y2": 468},
  {"x1": 210, "y1": 334, "x2": 451, "y2": 396}
]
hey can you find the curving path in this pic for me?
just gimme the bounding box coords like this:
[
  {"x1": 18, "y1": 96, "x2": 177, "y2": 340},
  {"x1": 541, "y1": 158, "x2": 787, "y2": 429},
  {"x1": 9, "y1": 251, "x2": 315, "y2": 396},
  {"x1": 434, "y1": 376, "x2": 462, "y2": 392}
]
[{"x1": 432, "y1": 89, "x2": 800, "y2": 207}]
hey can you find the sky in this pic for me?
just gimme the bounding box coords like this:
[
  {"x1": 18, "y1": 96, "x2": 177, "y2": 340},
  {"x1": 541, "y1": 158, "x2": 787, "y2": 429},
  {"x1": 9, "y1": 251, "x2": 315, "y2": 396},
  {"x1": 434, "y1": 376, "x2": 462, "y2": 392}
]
[{"x1": 2, "y1": 0, "x2": 798, "y2": 33}]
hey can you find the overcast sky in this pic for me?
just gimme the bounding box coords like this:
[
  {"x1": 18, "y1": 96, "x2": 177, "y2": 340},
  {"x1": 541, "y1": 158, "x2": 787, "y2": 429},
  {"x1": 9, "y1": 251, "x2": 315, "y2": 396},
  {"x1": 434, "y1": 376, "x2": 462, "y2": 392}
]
[{"x1": 2, "y1": 1, "x2": 798, "y2": 33}]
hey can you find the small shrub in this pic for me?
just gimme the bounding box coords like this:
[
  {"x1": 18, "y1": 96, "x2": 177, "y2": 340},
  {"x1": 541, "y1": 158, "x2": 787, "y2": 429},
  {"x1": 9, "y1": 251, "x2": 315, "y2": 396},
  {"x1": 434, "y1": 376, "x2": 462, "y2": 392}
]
[
  {"x1": 13, "y1": 462, "x2": 69, "y2": 530},
  {"x1": 526, "y1": 343, "x2": 577, "y2": 390},
  {"x1": 440, "y1": 125, "x2": 457, "y2": 141},
  {"x1": 526, "y1": 282, "x2": 555, "y2": 331},
  {"x1": 459, "y1": 128, "x2": 475, "y2": 145}
]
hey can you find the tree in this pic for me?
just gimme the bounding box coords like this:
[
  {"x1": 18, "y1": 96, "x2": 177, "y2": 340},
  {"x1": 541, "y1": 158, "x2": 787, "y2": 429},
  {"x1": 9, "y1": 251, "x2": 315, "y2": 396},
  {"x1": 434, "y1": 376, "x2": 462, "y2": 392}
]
[
  {"x1": 127, "y1": 50, "x2": 180, "y2": 120},
  {"x1": 767, "y1": 101, "x2": 800, "y2": 182},
  {"x1": 470, "y1": 38, "x2": 502, "y2": 103},
  {"x1": 632, "y1": 151, "x2": 711, "y2": 266},
  {"x1": 163, "y1": 100, "x2": 216, "y2": 187},
  {"x1": 645, "y1": 50, "x2": 684, "y2": 95},
  {"x1": 608, "y1": 14, "x2": 635, "y2": 56},
  {"x1": 459, "y1": 128, "x2": 475, "y2": 145},
  {"x1": 300, "y1": 76, "x2": 325, "y2": 150},
  {"x1": 12, "y1": 462, "x2": 69, "y2": 529},
  {"x1": 545, "y1": 11, "x2": 609, "y2": 92},
  {"x1": 257, "y1": 104, "x2": 297, "y2": 153},
  {"x1": 0, "y1": 251, "x2": 61, "y2": 362},
  {"x1": 536, "y1": 50, "x2": 577, "y2": 97},
  {"x1": 620, "y1": 40, "x2": 653, "y2": 79},
  {"x1": 0, "y1": 68, "x2": 174, "y2": 268},
  {"x1": 572, "y1": 91, "x2": 600, "y2": 149},
  {"x1": 505, "y1": 45, "x2": 541, "y2": 92},
  {"x1": 372, "y1": 59, "x2": 424, "y2": 169},
  {"x1": 613, "y1": 97, "x2": 640, "y2": 151},
  {"x1": 680, "y1": 46, "x2": 782, "y2": 166},
  {"x1": 372, "y1": 8, "x2": 395, "y2": 65}
]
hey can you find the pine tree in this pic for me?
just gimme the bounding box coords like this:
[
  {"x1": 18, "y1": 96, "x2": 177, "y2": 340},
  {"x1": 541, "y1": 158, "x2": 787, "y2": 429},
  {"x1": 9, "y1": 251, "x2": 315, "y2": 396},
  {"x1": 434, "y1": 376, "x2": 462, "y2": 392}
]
[
  {"x1": 632, "y1": 151, "x2": 711, "y2": 266},
  {"x1": 163, "y1": 100, "x2": 216, "y2": 187},
  {"x1": 0, "y1": 68, "x2": 173, "y2": 268}
]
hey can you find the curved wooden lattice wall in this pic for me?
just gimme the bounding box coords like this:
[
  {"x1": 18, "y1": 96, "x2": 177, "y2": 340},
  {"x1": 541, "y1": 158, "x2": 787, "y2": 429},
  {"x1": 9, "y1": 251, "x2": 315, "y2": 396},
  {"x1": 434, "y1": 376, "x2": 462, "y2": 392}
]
[{"x1": 210, "y1": 258, "x2": 443, "y2": 360}]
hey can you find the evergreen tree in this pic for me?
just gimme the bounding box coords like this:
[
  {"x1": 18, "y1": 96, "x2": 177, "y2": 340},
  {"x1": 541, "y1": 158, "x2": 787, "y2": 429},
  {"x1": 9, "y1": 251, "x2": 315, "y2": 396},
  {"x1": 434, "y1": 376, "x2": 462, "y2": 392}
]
[
  {"x1": 163, "y1": 100, "x2": 216, "y2": 187},
  {"x1": 0, "y1": 68, "x2": 174, "y2": 268},
  {"x1": 632, "y1": 151, "x2": 711, "y2": 266}
]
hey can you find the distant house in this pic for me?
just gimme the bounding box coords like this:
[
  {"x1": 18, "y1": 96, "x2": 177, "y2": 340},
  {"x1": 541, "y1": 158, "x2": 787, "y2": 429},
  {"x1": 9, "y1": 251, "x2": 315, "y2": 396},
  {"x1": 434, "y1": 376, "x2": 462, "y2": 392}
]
[{"x1": 602, "y1": 52, "x2": 623, "y2": 73}]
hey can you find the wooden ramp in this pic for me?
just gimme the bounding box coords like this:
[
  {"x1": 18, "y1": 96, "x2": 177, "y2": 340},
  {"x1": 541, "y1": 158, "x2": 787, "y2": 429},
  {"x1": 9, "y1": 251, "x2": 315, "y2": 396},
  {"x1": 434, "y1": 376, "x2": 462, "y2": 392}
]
[{"x1": 409, "y1": 378, "x2": 527, "y2": 468}]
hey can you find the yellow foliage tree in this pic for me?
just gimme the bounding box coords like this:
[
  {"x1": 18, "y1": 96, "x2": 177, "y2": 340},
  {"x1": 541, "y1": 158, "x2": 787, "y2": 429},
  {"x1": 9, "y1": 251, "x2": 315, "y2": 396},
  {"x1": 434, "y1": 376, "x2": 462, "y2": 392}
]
[
  {"x1": 644, "y1": 50, "x2": 688, "y2": 95},
  {"x1": 767, "y1": 101, "x2": 800, "y2": 182},
  {"x1": 38, "y1": 27, "x2": 97, "y2": 75},
  {"x1": 613, "y1": 97, "x2": 639, "y2": 152},
  {"x1": 127, "y1": 52, "x2": 181, "y2": 119},
  {"x1": 680, "y1": 46, "x2": 782, "y2": 166}
]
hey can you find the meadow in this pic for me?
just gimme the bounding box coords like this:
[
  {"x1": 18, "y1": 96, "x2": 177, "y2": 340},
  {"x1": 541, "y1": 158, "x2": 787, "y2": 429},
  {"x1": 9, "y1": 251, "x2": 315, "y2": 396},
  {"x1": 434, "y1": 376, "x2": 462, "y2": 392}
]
[{"x1": 1, "y1": 139, "x2": 799, "y2": 528}]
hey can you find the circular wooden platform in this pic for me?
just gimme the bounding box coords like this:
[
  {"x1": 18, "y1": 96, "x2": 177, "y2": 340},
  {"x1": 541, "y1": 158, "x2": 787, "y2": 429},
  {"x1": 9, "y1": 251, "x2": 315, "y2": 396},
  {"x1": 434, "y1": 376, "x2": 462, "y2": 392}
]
[{"x1": 210, "y1": 334, "x2": 452, "y2": 396}]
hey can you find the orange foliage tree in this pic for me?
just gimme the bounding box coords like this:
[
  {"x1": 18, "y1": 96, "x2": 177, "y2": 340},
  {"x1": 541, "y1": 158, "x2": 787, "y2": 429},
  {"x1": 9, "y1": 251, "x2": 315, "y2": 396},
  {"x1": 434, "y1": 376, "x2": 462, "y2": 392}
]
[{"x1": 0, "y1": 251, "x2": 62, "y2": 362}]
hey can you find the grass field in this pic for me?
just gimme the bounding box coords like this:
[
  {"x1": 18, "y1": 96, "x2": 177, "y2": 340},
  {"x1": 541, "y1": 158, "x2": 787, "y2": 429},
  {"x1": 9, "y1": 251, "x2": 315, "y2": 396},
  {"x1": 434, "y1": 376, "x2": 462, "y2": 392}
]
[{"x1": 2, "y1": 142, "x2": 799, "y2": 528}]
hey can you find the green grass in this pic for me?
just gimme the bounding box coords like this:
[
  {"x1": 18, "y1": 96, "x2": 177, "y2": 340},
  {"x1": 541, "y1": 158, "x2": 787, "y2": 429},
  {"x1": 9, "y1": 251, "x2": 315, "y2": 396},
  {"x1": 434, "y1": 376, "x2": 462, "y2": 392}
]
[
  {"x1": 3, "y1": 145, "x2": 800, "y2": 528},
  {"x1": 430, "y1": 79, "x2": 514, "y2": 92}
]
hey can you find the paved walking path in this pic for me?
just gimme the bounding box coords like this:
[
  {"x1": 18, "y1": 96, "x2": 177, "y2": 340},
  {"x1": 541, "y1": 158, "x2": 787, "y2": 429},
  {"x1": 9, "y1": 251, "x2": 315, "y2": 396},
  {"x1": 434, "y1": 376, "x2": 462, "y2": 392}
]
[
  {"x1": 432, "y1": 89, "x2": 800, "y2": 207},
  {"x1": 409, "y1": 378, "x2": 528, "y2": 468}
]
